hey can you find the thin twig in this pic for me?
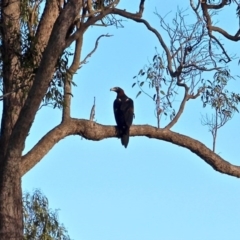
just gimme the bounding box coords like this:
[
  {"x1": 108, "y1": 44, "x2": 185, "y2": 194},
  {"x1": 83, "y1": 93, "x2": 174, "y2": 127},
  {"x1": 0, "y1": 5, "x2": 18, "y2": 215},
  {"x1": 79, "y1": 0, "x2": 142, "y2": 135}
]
[
  {"x1": 0, "y1": 85, "x2": 29, "y2": 101},
  {"x1": 79, "y1": 34, "x2": 113, "y2": 66}
]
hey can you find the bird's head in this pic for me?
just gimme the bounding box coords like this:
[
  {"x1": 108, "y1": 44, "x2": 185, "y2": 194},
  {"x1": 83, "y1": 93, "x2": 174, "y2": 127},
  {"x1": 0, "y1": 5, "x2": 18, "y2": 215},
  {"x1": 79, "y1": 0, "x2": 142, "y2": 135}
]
[{"x1": 110, "y1": 87, "x2": 124, "y2": 95}]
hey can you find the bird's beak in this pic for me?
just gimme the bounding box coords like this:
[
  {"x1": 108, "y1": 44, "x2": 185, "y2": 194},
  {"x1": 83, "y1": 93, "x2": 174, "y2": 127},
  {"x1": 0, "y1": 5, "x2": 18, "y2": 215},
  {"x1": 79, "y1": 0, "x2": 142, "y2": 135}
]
[{"x1": 110, "y1": 87, "x2": 117, "y2": 92}]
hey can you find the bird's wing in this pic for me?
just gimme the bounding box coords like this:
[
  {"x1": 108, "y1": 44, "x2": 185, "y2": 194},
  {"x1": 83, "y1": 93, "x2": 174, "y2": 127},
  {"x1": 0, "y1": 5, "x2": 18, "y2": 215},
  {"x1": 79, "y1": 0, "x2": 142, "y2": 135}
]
[
  {"x1": 123, "y1": 98, "x2": 134, "y2": 128},
  {"x1": 113, "y1": 99, "x2": 122, "y2": 125}
]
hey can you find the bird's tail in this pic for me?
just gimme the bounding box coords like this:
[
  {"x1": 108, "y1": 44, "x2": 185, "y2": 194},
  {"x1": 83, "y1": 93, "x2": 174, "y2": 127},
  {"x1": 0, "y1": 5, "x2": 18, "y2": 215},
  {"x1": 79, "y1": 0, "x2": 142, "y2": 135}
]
[{"x1": 121, "y1": 128, "x2": 129, "y2": 148}]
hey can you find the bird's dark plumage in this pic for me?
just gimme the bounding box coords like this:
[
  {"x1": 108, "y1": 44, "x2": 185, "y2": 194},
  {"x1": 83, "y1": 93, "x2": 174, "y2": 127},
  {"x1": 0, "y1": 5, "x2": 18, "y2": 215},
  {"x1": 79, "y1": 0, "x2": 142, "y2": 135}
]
[{"x1": 110, "y1": 87, "x2": 134, "y2": 148}]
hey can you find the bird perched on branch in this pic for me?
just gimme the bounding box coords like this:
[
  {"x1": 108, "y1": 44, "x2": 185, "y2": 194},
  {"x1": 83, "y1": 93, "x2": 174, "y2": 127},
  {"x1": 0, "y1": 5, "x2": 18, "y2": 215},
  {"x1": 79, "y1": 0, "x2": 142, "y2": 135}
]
[{"x1": 110, "y1": 87, "x2": 134, "y2": 148}]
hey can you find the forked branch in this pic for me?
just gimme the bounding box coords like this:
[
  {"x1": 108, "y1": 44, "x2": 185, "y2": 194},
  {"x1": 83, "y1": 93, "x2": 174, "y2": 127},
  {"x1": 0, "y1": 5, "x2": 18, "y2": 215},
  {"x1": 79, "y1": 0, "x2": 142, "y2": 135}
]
[{"x1": 195, "y1": 1, "x2": 240, "y2": 43}]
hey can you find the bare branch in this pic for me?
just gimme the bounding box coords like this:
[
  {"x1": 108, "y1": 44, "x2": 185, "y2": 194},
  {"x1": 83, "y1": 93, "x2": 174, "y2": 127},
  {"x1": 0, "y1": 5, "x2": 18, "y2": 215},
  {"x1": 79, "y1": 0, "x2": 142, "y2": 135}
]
[
  {"x1": 89, "y1": 97, "x2": 96, "y2": 121},
  {"x1": 20, "y1": 119, "x2": 240, "y2": 178},
  {"x1": 66, "y1": 0, "x2": 145, "y2": 47},
  {"x1": 201, "y1": 108, "x2": 230, "y2": 153},
  {"x1": 80, "y1": 34, "x2": 113, "y2": 66},
  {"x1": 139, "y1": 0, "x2": 145, "y2": 16},
  {"x1": 188, "y1": 87, "x2": 204, "y2": 100},
  {"x1": 63, "y1": 31, "x2": 112, "y2": 121},
  {"x1": 204, "y1": 0, "x2": 231, "y2": 9},
  {"x1": 164, "y1": 77, "x2": 189, "y2": 129},
  {"x1": 211, "y1": 26, "x2": 240, "y2": 41},
  {"x1": 190, "y1": 0, "x2": 201, "y2": 19},
  {"x1": 135, "y1": 10, "x2": 223, "y2": 129},
  {"x1": 113, "y1": 8, "x2": 211, "y2": 79},
  {"x1": 62, "y1": 32, "x2": 84, "y2": 121},
  {"x1": 0, "y1": 85, "x2": 29, "y2": 101},
  {"x1": 200, "y1": 1, "x2": 240, "y2": 45},
  {"x1": 65, "y1": 7, "x2": 112, "y2": 47}
]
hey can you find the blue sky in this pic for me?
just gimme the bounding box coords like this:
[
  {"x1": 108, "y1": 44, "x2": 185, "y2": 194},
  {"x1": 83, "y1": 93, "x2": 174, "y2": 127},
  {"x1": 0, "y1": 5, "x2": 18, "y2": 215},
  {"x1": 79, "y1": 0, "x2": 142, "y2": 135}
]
[{"x1": 7, "y1": 0, "x2": 240, "y2": 239}]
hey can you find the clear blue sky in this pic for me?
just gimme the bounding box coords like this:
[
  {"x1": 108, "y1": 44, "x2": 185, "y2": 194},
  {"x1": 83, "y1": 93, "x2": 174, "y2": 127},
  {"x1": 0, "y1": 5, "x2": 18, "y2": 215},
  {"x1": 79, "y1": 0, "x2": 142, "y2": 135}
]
[{"x1": 13, "y1": 0, "x2": 240, "y2": 239}]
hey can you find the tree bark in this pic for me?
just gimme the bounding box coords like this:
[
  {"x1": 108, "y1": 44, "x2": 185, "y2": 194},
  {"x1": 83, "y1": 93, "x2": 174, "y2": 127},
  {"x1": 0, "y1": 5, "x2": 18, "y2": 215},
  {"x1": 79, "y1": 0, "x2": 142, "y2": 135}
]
[
  {"x1": 0, "y1": 0, "x2": 24, "y2": 238},
  {"x1": 0, "y1": 1, "x2": 82, "y2": 238},
  {"x1": 0, "y1": 159, "x2": 23, "y2": 239},
  {"x1": 0, "y1": 0, "x2": 240, "y2": 238},
  {"x1": 20, "y1": 120, "x2": 240, "y2": 178}
]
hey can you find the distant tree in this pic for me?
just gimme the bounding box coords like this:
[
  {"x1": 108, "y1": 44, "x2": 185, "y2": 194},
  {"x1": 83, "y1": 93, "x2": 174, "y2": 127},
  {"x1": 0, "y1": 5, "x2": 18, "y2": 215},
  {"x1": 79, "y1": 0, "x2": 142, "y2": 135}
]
[
  {"x1": 0, "y1": 0, "x2": 240, "y2": 238},
  {"x1": 23, "y1": 190, "x2": 71, "y2": 240}
]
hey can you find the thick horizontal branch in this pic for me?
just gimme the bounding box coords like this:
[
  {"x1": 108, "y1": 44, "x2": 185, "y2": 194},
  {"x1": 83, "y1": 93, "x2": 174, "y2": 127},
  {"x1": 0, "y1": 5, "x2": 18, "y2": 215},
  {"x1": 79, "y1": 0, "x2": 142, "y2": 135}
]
[{"x1": 20, "y1": 118, "x2": 240, "y2": 178}]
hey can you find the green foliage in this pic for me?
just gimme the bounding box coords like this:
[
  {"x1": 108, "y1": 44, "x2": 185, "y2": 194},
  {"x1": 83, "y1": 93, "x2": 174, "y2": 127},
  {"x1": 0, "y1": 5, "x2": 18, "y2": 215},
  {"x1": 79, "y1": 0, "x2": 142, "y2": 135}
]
[
  {"x1": 42, "y1": 50, "x2": 75, "y2": 109},
  {"x1": 132, "y1": 51, "x2": 175, "y2": 125},
  {"x1": 0, "y1": 0, "x2": 75, "y2": 109},
  {"x1": 133, "y1": 52, "x2": 240, "y2": 128},
  {"x1": 201, "y1": 70, "x2": 240, "y2": 118},
  {"x1": 23, "y1": 190, "x2": 72, "y2": 240}
]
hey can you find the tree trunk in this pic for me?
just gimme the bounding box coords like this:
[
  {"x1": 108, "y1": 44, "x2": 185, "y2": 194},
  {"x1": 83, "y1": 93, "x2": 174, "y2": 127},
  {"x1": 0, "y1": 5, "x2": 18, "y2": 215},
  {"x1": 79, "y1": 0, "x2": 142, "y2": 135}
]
[
  {"x1": 0, "y1": 0, "x2": 82, "y2": 237},
  {"x1": 0, "y1": 158, "x2": 23, "y2": 239},
  {"x1": 0, "y1": 0, "x2": 23, "y2": 238}
]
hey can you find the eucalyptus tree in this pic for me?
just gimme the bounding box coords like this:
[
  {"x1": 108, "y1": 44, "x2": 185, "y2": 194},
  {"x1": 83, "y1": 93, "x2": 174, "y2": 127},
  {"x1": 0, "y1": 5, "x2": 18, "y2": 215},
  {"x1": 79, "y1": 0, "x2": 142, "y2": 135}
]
[
  {"x1": 23, "y1": 190, "x2": 71, "y2": 240},
  {"x1": 0, "y1": 0, "x2": 240, "y2": 238}
]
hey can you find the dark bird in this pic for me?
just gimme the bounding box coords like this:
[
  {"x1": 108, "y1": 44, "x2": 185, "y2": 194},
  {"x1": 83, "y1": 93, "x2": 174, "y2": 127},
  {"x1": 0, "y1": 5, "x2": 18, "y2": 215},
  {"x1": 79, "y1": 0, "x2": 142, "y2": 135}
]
[{"x1": 110, "y1": 87, "x2": 134, "y2": 148}]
